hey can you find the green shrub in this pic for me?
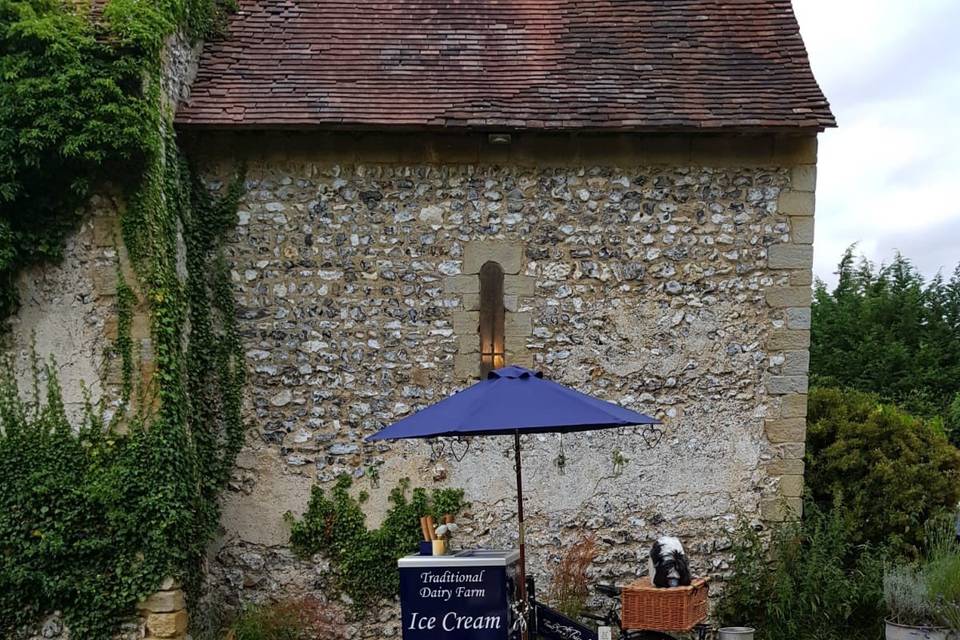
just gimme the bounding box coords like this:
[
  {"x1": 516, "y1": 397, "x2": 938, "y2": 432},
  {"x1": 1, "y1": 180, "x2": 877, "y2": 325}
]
[
  {"x1": 226, "y1": 597, "x2": 344, "y2": 640},
  {"x1": 715, "y1": 501, "x2": 885, "y2": 640},
  {"x1": 806, "y1": 387, "x2": 960, "y2": 555},
  {"x1": 287, "y1": 476, "x2": 468, "y2": 608},
  {"x1": 713, "y1": 519, "x2": 770, "y2": 630}
]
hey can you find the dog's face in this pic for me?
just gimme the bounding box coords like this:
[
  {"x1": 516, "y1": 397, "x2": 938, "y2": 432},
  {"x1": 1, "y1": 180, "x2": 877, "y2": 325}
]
[{"x1": 648, "y1": 536, "x2": 691, "y2": 588}]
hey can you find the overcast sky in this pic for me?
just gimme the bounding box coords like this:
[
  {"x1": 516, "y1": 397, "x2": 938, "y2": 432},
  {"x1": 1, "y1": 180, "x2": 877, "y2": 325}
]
[{"x1": 791, "y1": 0, "x2": 960, "y2": 287}]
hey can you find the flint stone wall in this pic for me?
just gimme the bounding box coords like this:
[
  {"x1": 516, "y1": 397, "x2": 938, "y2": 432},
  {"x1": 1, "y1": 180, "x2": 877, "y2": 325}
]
[{"x1": 185, "y1": 132, "x2": 817, "y2": 637}]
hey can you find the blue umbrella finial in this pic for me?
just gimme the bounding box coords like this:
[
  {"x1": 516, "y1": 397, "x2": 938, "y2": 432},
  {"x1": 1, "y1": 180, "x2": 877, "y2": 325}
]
[{"x1": 487, "y1": 366, "x2": 543, "y2": 379}]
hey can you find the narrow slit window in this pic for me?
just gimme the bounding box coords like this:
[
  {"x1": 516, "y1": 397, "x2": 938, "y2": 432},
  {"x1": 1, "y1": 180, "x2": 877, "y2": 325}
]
[{"x1": 479, "y1": 261, "x2": 506, "y2": 376}]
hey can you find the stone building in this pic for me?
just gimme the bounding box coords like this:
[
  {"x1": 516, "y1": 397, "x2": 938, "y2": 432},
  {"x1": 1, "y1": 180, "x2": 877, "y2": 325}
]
[{"x1": 10, "y1": 0, "x2": 833, "y2": 636}]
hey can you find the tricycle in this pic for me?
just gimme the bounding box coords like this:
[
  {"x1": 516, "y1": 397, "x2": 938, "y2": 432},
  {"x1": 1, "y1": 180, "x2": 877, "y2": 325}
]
[{"x1": 528, "y1": 577, "x2": 710, "y2": 640}]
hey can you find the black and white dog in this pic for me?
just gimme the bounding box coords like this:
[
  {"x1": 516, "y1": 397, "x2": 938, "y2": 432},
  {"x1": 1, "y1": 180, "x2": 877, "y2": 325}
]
[{"x1": 648, "y1": 536, "x2": 692, "y2": 588}]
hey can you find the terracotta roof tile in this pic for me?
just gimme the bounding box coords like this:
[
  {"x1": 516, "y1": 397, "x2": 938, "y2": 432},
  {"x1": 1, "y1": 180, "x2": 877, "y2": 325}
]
[{"x1": 176, "y1": 0, "x2": 835, "y2": 131}]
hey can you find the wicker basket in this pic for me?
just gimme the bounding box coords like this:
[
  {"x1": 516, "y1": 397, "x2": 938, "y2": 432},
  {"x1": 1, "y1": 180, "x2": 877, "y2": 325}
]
[{"x1": 621, "y1": 578, "x2": 709, "y2": 631}]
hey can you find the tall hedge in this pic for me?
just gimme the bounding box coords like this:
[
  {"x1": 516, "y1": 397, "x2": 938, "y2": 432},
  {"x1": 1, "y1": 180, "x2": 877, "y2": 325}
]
[{"x1": 810, "y1": 250, "x2": 960, "y2": 444}]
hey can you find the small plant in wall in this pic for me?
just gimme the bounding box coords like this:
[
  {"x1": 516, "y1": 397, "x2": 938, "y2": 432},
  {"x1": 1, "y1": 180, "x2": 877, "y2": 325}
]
[
  {"x1": 611, "y1": 447, "x2": 629, "y2": 476},
  {"x1": 365, "y1": 463, "x2": 380, "y2": 488},
  {"x1": 548, "y1": 534, "x2": 598, "y2": 621},
  {"x1": 226, "y1": 596, "x2": 347, "y2": 640},
  {"x1": 554, "y1": 434, "x2": 567, "y2": 475}
]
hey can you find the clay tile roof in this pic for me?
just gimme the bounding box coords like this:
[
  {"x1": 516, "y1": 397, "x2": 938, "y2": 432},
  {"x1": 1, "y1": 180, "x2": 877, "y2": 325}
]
[{"x1": 175, "y1": 0, "x2": 835, "y2": 131}]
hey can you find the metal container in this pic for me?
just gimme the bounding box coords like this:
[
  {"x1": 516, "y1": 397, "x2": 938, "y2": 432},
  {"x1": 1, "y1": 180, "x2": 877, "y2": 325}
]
[
  {"x1": 885, "y1": 620, "x2": 957, "y2": 640},
  {"x1": 718, "y1": 627, "x2": 756, "y2": 640}
]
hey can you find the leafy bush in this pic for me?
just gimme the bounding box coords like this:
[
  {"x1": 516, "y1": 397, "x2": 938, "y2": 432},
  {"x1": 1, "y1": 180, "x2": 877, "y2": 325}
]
[
  {"x1": 226, "y1": 597, "x2": 345, "y2": 640},
  {"x1": 806, "y1": 387, "x2": 960, "y2": 555},
  {"x1": 287, "y1": 476, "x2": 467, "y2": 608},
  {"x1": 713, "y1": 520, "x2": 770, "y2": 630},
  {"x1": 715, "y1": 501, "x2": 885, "y2": 640}
]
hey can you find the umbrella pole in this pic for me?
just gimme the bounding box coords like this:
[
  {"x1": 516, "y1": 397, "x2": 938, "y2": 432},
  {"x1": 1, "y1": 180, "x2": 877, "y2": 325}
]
[{"x1": 514, "y1": 430, "x2": 529, "y2": 639}]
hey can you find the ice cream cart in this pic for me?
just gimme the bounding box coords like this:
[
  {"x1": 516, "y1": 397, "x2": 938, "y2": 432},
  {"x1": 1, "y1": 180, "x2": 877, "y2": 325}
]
[{"x1": 398, "y1": 549, "x2": 522, "y2": 640}]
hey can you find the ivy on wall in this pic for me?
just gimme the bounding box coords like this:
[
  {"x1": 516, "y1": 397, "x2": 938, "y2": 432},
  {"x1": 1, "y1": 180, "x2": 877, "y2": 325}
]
[
  {"x1": 0, "y1": 151, "x2": 245, "y2": 637},
  {"x1": 288, "y1": 476, "x2": 469, "y2": 608},
  {"x1": 0, "y1": 153, "x2": 246, "y2": 637},
  {"x1": 0, "y1": 0, "x2": 245, "y2": 638},
  {"x1": 0, "y1": 0, "x2": 232, "y2": 318},
  {"x1": 115, "y1": 267, "x2": 136, "y2": 404}
]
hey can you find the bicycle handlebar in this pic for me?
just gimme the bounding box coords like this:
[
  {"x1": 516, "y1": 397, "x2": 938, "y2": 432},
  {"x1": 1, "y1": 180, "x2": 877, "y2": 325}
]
[{"x1": 594, "y1": 583, "x2": 622, "y2": 598}]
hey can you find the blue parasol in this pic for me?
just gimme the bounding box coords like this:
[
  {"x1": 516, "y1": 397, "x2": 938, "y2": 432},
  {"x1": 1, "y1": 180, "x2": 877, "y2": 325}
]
[{"x1": 367, "y1": 366, "x2": 661, "y2": 623}]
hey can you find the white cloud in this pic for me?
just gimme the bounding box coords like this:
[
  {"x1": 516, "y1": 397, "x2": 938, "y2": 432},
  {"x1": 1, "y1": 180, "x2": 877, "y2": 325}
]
[{"x1": 791, "y1": 0, "x2": 960, "y2": 284}]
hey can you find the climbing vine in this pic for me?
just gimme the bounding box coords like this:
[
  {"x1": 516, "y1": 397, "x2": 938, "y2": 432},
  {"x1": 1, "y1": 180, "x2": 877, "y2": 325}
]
[
  {"x1": 0, "y1": 149, "x2": 245, "y2": 637},
  {"x1": 0, "y1": 0, "x2": 245, "y2": 638},
  {"x1": 288, "y1": 476, "x2": 469, "y2": 608},
  {"x1": 0, "y1": 0, "x2": 233, "y2": 318}
]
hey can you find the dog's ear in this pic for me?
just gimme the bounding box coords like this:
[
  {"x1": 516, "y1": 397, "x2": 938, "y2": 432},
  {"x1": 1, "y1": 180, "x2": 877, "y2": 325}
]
[
  {"x1": 650, "y1": 541, "x2": 662, "y2": 561},
  {"x1": 673, "y1": 550, "x2": 692, "y2": 586}
]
